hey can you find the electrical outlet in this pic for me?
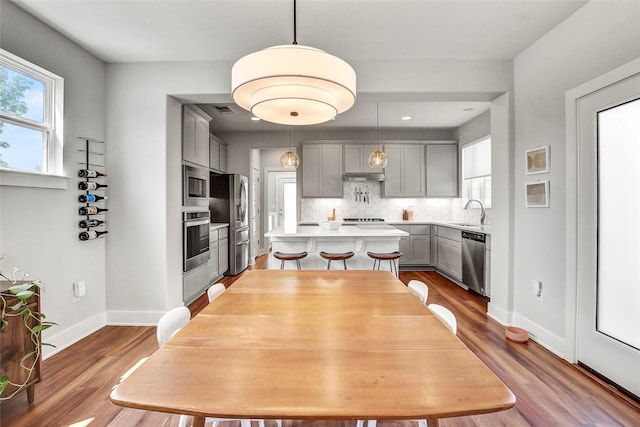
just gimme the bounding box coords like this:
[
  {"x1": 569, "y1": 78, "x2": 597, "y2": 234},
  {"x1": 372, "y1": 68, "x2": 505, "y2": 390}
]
[
  {"x1": 532, "y1": 280, "x2": 543, "y2": 301},
  {"x1": 73, "y1": 280, "x2": 86, "y2": 302}
]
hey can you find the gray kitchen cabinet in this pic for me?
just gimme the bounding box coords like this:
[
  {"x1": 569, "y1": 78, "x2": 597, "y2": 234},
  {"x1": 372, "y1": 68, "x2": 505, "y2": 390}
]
[
  {"x1": 219, "y1": 143, "x2": 227, "y2": 172},
  {"x1": 395, "y1": 224, "x2": 431, "y2": 266},
  {"x1": 302, "y1": 144, "x2": 343, "y2": 197},
  {"x1": 218, "y1": 227, "x2": 229, "y2": 276},
  {"x1": 382, "y1": 144, "x2": 425, "y2": 197},
  {"x1": 208, "y1": 229, "x2": 219, "y2": 283},
  {"x1": 183, "y1": 105, "x2": 211, "y2": 167},
  {"x1": 209, "y1": 134, "x2": 228, "y2": 173},
  {"x1": 436, "y1": 226, "x2": 462, "y2": 280},
  {"x1": 344, "y1": 144, "x2": 384, "y2": 173},
  {"x1": 426, "y1": 144, "x2": 458, "y2": 197},
  {"x1": 209, "y1": 226, "x2": 229, "y2": 282}
]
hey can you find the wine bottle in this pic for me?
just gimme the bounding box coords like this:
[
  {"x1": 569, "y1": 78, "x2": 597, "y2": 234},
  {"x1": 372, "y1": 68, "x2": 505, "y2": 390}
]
[
  {"x1": 79, "y1": 206, "x2": 108, "y2": 215},
  {"x1": 78, "y1": 181, "x2": 108, "y2": 190},
  {"x1": 78, "y1": 169, "x2": 107, "y2": 178},
  {"x1": 79, "y1": 230, "x2": 108, "y2": 241},
  {"x1": 79, "y1": 219, "x2": 105, "y2": 228},
  {"x1": 78, "y1": 194, "x2": 108, "y2": 203}
]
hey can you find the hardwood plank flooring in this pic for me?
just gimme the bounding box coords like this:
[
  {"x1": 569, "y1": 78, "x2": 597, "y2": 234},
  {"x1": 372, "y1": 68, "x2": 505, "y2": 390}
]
[{"x1": 1, "y1": 256, "x2": 638, "y2": 426}]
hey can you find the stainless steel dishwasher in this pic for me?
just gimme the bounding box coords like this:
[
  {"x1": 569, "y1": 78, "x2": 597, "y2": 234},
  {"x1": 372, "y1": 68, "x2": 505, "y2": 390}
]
[{"x1": 461, "y1": 231, "x2": 487, "y2": 297}]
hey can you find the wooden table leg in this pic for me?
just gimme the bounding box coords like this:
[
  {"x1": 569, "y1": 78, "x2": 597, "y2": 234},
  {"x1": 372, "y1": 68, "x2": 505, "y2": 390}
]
[
  {"x1": 192, "y1": 415, "x2": 206, "y2": 427},
  {"x1": 427, "y1": 419, "x2": 440, "y2": 427}
]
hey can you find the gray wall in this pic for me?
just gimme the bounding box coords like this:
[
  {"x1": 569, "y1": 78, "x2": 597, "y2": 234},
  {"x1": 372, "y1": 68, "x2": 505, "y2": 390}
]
[
  {"x1": 0, "y1": 2, "x2": 107, "y2": 356},
  {"x1": 511, "y1": 0, "x2": 640, "y2": 358}
]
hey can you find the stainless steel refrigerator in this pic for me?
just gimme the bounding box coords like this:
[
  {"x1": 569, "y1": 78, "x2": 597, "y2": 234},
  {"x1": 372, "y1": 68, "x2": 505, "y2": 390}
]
[{"x1": 209, "y1": 173, "x2": 249, "y2": 275}]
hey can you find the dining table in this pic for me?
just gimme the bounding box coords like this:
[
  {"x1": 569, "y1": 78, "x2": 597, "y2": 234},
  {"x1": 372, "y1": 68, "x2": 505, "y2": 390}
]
[{"x1": 110, "y1": 270, "x2": 515, "y2": 427}]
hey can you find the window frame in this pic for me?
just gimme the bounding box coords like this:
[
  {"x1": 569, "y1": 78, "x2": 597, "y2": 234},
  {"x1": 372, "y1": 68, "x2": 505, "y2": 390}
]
[
  {"x1": 0, "y1": 49, "x2": 65, "y2": 188},
  {"x1": 461, "y1": 136, "x2": 492, "y2": 208}
]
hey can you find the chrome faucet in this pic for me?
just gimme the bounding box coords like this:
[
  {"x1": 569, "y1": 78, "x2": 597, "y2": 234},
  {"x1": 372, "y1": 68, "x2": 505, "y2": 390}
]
[{"x1": 464, "y1": 199, "x2": 486, "y2": 225}]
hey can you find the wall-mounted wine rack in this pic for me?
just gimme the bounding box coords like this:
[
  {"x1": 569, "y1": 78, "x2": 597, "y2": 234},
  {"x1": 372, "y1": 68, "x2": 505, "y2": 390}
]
[{"x1": 78, "y1": 137, "x2": 108, "y2": 241}]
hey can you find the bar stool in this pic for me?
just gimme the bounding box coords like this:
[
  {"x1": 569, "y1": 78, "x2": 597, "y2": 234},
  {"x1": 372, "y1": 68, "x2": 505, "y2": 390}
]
[
  {"x1": 319, "y1": 251, "x2": 354, "y2": 270},
  {"x1": 367, "y1": 251, "x2": 403, "y2": 277},
  {"x1": 273, "y1": 251, "x2": 308, "y2": 270}
]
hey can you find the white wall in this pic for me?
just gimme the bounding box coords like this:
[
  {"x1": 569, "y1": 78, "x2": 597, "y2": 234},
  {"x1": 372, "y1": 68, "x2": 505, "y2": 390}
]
[
  {"x1": 0, "y1": 2, "x2": 107, "y2": 357},
  {"x1": 512, "y1": 0, "x2": 640, "y2": 358},
  {"x1": 456, "y1": 110, "x2": 491, "y2": 147}
]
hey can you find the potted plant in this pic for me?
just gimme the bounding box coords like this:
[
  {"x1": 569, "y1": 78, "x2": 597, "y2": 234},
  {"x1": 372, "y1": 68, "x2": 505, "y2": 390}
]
[{"x1": 0, "y1": 260, "x2": 55, "y2": 402}]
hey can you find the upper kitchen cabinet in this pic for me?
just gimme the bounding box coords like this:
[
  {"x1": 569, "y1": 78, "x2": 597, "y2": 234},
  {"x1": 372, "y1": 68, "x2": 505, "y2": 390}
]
[
  {"x1": 426, "y1": 143, "x2": 458, "y2": 197},
  {"x1": 209, "y1": 133, "x2": 228, "y2": 173},
  {"x1": 302, "y1": 144, "x2": 343, "y2": 197},
  {"x1": 183, "y1": 105, "x2": 211, "y2": 168},
  {"x1": 344, "y1": 144, "x2": 384, "y2": 173},
  {"x1": 382, "y1": 144, "x2": 425, "y2": 197}
]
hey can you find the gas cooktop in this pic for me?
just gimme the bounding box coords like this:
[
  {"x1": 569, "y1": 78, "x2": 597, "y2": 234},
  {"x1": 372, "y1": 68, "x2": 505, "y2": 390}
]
[{"x1": 342, "y1": 218, "x2": 385, "y2": 222}]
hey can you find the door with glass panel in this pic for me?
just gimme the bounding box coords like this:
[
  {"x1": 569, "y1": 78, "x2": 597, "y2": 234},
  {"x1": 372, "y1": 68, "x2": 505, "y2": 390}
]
[{"x1": 576, "y1": 72, "x2": 640, "y2": 398}]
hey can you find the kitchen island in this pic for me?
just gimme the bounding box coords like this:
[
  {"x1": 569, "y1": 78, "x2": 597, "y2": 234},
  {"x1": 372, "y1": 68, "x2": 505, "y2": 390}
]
[{"x1": 265, "y1": 224, "x2": 408, "y2": 271}]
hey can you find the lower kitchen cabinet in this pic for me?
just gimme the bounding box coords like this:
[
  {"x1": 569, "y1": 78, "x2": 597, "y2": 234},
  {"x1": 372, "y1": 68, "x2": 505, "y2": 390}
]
[
  {"x1": 436, "y1": 226, "x2": 462, "y2": 280},
  {"x1": 209, "y1": 225, "x2": 229, "y2": 282},
  {"x1": 395, "y1": 224, "x2": 431, "y2": 266},
  {"x1": 218, "y1": 227, "x2": 229, "y2": 276}
]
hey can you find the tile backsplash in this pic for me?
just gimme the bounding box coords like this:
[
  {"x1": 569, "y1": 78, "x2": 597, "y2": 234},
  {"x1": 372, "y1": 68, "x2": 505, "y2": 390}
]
[{"x1": 301, "y1": 182, "x2": 490, "y2": 224}]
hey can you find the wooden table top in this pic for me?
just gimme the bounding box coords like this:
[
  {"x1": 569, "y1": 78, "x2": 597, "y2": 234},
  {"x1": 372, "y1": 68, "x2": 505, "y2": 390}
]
[{"x1": 110, "y1": 270, "x2": 515, "y2": 424}]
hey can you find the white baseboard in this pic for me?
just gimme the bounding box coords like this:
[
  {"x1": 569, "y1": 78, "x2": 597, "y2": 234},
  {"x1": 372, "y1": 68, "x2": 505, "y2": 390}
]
[
  {"x1": 42, "y1": 312, "x2": 106, "y2": 360},
  {"x1": 487, "y1": 301, "x2": 511, "y2": 325},
  {"x1": 106, "y1": 310, "x2": 167, "y2": 326},
  {"x1": 511, "y1": 312, "x2": 571, "y2": 361}
]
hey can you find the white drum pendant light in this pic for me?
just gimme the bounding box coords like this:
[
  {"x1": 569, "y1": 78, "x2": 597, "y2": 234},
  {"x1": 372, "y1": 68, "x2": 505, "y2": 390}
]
[
  {"x1": 231, "y1": 0, "x2": 356, "y2": 126},
  {"x1": 368, "y1": 103, "x2": 388, "y2": 168}
]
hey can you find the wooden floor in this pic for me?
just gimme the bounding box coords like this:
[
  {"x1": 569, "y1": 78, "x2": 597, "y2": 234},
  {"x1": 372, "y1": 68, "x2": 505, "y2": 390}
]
[{"x1": 2, "y1": 255, "x2": 639, "y2": 427}]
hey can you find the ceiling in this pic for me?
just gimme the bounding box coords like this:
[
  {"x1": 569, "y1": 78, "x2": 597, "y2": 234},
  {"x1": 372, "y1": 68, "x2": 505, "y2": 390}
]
[{"x1": 11, "y1": 0, "x2": 588, "y2": 132}]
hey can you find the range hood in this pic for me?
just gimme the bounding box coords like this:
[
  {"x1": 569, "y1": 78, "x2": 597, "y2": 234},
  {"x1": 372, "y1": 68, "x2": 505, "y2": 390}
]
[{"x1": 343, "y1": 172, "x2": 385, "y2": 182}]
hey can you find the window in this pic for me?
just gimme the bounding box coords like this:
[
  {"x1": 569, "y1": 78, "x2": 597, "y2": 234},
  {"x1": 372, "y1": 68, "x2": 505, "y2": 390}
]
[
  {"x1": 461, "y1": 136, "x2": 491, "y2": 208},
  {"x1": 0, "y1": 49, "x2": 63, "y2": 176}
]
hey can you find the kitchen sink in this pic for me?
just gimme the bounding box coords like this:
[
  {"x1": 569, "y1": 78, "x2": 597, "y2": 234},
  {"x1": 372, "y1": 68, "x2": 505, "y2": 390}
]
[{"x1": 450, "y1": 222, "x2": 479, "y2": 227}]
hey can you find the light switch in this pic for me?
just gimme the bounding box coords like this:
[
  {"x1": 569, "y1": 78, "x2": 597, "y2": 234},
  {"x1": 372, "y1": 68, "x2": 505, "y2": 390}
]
[{"x1": 73, "y1": 280, "x2": 86, "y2": 298}]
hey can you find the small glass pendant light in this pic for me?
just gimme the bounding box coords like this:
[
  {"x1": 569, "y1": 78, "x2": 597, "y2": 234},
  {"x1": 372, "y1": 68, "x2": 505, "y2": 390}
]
[
  {"x1": 368, "y1": 103, "x2": 388, "y2": 168},
  {"x1": 281, "y1": 127, "x2": 300, "y2": 169}
]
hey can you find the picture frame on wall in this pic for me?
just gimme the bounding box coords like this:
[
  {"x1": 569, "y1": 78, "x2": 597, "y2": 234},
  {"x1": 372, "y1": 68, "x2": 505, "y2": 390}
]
[
  {"x1": 526, "y1": 146, "x2": 550, "y2": 174},
  {"x1": 526, "y1": 181, "x2": 550, "y2": 208}
]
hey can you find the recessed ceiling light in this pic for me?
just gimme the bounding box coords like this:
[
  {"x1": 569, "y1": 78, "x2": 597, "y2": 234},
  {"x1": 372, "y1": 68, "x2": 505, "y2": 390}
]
[
  {"x1": 250, "y1": 116, "x2": 261, "y2": 121},
  {"x1": 401, "y1": 116, "x2": 412, "y2": 121}
]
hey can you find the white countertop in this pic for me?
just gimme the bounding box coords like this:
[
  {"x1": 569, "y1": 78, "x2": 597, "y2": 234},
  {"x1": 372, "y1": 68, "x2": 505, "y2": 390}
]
[
  {"x1": 299, "y1": 221, "x2": 491, "y2": 234},
  {"x1": 209, "y1": 223, "x2": 229, "y2": 231},
  {"x1": 266, "y1": 224, "x2": 409, "y2": 238},
  {"x1": 389, "y1": 220, "x2": 491, "y2": 234}
]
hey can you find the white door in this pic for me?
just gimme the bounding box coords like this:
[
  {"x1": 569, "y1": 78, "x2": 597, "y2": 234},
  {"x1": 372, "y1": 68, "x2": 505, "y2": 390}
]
[
  {"x1": 576, "y1": 71, "x2": 640, "y2": 397},
  {"x1": 250, "y1": 167, "x2": 261, "y2": 260},
  {"x1": 275, "y1": 173, "x2": 296, "y2": 231}
]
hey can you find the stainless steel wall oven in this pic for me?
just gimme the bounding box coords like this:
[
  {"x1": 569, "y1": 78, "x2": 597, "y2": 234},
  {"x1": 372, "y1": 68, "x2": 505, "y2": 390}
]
[{"x1": 183, "y1": 210, "x2": 210, "y2": 271}]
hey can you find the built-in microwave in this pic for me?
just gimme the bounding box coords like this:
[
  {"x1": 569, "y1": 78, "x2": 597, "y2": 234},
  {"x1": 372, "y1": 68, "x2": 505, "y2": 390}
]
[{"x1": 183, "y1": 164, "x2": 209, "y2": 206}]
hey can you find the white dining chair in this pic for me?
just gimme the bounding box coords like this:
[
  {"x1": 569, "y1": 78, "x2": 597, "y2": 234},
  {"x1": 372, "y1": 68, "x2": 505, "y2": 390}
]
[
  {"x1": 156, "y1": 306, "x2": 191, "y2": 348},
  {"x1": 407, "y1": 280, "x2": 428, "y2": 305},
  {"x1": 207, "y1": 282, "x2": 226, "y2": 303},
  {"x1": 427, "y1": 303, "x2": 457, "y2": 335}
]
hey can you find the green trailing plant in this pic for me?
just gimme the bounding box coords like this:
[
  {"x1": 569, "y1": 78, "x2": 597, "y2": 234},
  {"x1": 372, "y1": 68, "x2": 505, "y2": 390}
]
[{"x1": 0, "y1": 263, "x2": 55, "y2": 400}]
